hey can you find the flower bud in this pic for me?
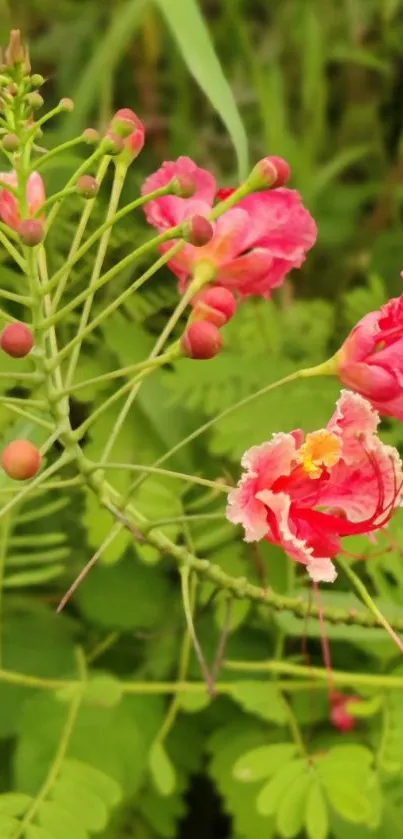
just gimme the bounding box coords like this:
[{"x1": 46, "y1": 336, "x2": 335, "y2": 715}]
[
  {"x1": 108, "y1": 109, "x2": 145, "y2": 164},
  {"x1": 330, "y1": 691, "x2": 360, "y2": 732},
  {"x1": 181, "y1": 321, "x2": 223, "y2": 360},
  {"x1": 181, "y1": 214, "x2": 214, "y2": 247},
  {"x1": 2, "y1": 440, "x2": 41, "y2": 480},
  {"x1": 1, "y1": 322, "x2": 34, "y2": 357},
  {"x1": 82, "y1": 128, "x2": 100, "y2": 145},
  {"x1": 171, "y1": 174, "x2": 197, "y2": 198},
  {"x1": 30, "y1": 73, "x2": 45, "y2": 88},
  {"x1": 2, "y1": 133, "x2": 19, "y2": 152},
  {"x1": 25, "y1": 92, "x2": 44, "y2": 110},
  {"x1": 110, "y1": 108, "x2": 137, "y2": 139},
  {"x1": 4, "y1": 30, "x2": 30, "y2": 72},
  {"x1": 191, "y1": 287, "x2": 237, "y2": 327},
  {"x1": 76, "y1": 175, "x2": 99, "y2": 199},
  {"x1": 247, "y1": 156, "x2": 291, "y2": 192},
  {"x1": 18, "y1": 218, "x2": 45, "y2": 246},
  {"x1": 102, "y1": 132, "x2": 125, "y2": 156},
  {"x1": 59, "y1": 97, "x2": 74, "y2": 112}
]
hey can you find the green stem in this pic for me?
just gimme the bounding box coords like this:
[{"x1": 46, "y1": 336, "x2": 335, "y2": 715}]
[
  {"x1": 32, "y1": 136, "x2": 86, "y2": 172},
  {"x1": 223, "y1": 658, "x2": 403, "y2": 689},
  {"x1": 64, "y1": 162, "x2": 127, "y2": 390},
  {"x1": 42, "y1": 183, "x2": 180, "y2": 297},
  {"x1": 12, "y1": 649, "x2": 86, "y2": 839},
  {"x1": 98, "y1": 462, "x2": 232, "y2": 493},
  {"x1": 0, "y1": 228, "x2": 25, "y2": 270},
  {"x1": 2, "y1": 402, "x2": 54, "y2": 430},
  {"x1": 51, "y1": 157, "x2": 110, "y2": 310},
  {"x1": 339, "y1": 558, "x2": 403, "y2": 654},
  {"x1": 36, "y1": 186, "x2": 76, "y2": 216},
  {"x1": 181, "y1": 566, "x2": 214, "y2": 694},
  {"x1": 99, "y1": 264, "x2": 215, "y2": 465},
  {"x1": 58, "y1": 356, "x2": 174, "y2": 396},
  {"x1": 44, "y1": 146, "x2": 107, "y2": 236}
]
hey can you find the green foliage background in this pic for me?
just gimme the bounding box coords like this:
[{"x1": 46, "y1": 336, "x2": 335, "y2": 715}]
[{"x1": 1, "y1": 1, "x2": 403, "y2": 838}]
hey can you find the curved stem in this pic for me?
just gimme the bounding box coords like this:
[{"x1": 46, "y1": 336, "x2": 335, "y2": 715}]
[{"x1": 339, "y1": 558, "x2": 403, "y2": 654}]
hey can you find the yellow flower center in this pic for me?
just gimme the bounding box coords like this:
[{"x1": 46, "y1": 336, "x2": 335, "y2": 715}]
[{"x1": 298, "y1": 431, "x2": 342, "y2": 479}]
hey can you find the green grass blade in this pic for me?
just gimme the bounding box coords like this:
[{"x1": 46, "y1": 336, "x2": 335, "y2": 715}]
[{"x1": 154, "y1": 0, "x2": 248, "y2": 179}]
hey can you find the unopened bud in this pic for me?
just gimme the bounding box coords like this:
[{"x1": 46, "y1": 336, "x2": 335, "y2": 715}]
[
  {"x1": 26, "y1": 92, "x2": 44, "y2": 110},
  {"x1": 18, "y1": 219, "x2": 45, "y2": 246},
  {"x1": 181, "y1": 321, "x2": 223, "y2": 360},
  {"x1": 59, "y1": 97, "x2": 74, "y2": 112},
  {"x1": 2, "y1": 439, "x2": 41, "y2": 481},
  {"x1": 247, "y1": 156, "x2": 291, "y2": 192},
  {"x1": 2, "y1": 133, "x2": 19, "y2": 152},
  {"x1": 182, "y1": 214, "x2": 214, "y2": 247},
  {"x1": 171, "y1": 174, "x2": 197, "y2": 198},
  {"x1": 102, "y1": 132, "x2": 125, "y2": 156},
  {"x1": 82, "y1": 128, "x2": 100, "y2": 145},
  {"x1": 110, "y1": 108, "x2": 137, "y2": 138},
  {"x1": 1, "y1": 322, "x2": 34, "y2": 357},
  {"x1": 4, "y1": 30, "x2": 30, "y2": 71},
  {"x1": 30, "y1": 74, "x2": 45, "y2": 88},
  {"x1": 191, "y1": 287, "x2": 237, "y2": 327},
  {"x1": 76, "y1": 175, "x2": 99, "y2": 199}
]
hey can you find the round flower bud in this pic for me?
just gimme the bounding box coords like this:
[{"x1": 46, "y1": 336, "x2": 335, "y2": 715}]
[
  {"x1": 18, "y1": 219, "x2": 45, "y2": 246},
  {"x1": 181, "y1": 214, "x2": 214, "y2": 247},
  {"x1": 247, "y1": 156, "x2": 291, "y2": 191},
  {"x1": 76, "y1": 175, "x2": 99, "y2": 199},
  {"x1": 192, "y1": 287, "x2": 237, "y2": 327},
  {"x1": 2, "y1": 133, "x2": 19, "y2": 152},
  {"x1": 82, "y1": 128, "x2": 100, "y2": 145},
  {"x1": 181, "y1": 321, "x2": 223, "y2": 360},
  {"x1": 171, "y1": 174, "x2": 197, "y2": 199},
  {"x1": 2, "y1": 440, "x2": 41, "y2": 481},
  {"x1": 101, "y1": 132, "x2": 125, "y2": 156},
  {"x1": 26, "y1": 91, "x2": 44, "y2": 110},
  {"x1": 30, "y1": 73, "x2": 45, "y2": 88},
  {"x1": 110, "y1": 108, "x2": 138, "y2": 139},
  {"x1": 1, "y1": 322, "x2": 34, "y2": 357},
  {"x1": 59, "y1": 97, "x2": 74, "y2": 112}
]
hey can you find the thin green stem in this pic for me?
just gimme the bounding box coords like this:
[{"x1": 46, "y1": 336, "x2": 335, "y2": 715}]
[
  {"x1": 44, "y1": 146, "x2": 107, "y2": 235},
  {"x1": 2, "y1": 402, "x2": 54, "y2": 430},
  {"x1": 12, "y1": 649, "x2": 86, "y2": 839},
  {"x1": 145, "y1": 512, "x2": 224, "y2": 530},
  {"x1": 223, "y1": 658, "x2": 403, "y2": 689},
  {"x1": 64, "y1": 162, "x2": 127, "y2": 389},
  {"x1": 0, "y1": 228, "x2": 25, "y2": 270},
  {"x1": 99, "y1": 265, "x2": 215, "y2": 465},
  {"x1": 0, "y1": 453, "x2": 72, "y2": 521},
  {"x1": 42, "y1": 183, "x2": 178, "y2": 297},
  {"x1": 51, "y1": 157, "x2": 110, "y2": 310},
  {"x1": 0, "y1": 287, "x2": 31, "y2": 305},
  {"x1": 98, "y1": 462, "x2": 232, "y2": 493},
  {"x1": 32, "y1": 136, "x2": 86, "y2": 172},
  {"x1": 58, "y1": 356, "x2": 173, "y2": 396},
  {"x1": 35, "y1": 186, "x2": 76, "y2": 216},
  {"x1": 49, "y1": 242, "x2": 184, "y2": 364},
  {"x1": 339, "y1": 558, "x2": 403, "y2": 654},
  {"x1": 181, "y1": 566, "x2": 214, "y2": 694}
]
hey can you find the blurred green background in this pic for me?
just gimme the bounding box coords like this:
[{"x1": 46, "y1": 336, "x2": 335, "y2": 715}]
[{"x1": 1, "y1": 2, "x2": 403, "y2": 839}]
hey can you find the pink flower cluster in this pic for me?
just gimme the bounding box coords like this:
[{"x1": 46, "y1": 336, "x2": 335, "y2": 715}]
[
  {"x1": 142, "y1": 156, "x2": 317, "y2": 298},
  {"x1": 227, "y1": 391, "x2": 402, "y2": 583}
]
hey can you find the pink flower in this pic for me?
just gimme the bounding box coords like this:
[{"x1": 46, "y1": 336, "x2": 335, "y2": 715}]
[
  {"x1": 336, "y1": 294, "x2": 403, "y2": 420},
  {"x1": 330, "y1": 691, "x2": 360, "y2": 732},
  {"x1": 0, "y1": 171, "x2": 45, "y2": 231},
  {"x1": 142, "y1": 156, "x2": 317, "y2": 298},
  {"x1": 226, "y1": 391, "x2": 402, "y2": 583}
]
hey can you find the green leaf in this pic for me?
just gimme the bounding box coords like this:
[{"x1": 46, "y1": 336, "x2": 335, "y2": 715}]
[
  {"x1": 154, "y1": 0, "x2": 248, "y2": 178},
  {"x1": 176, "y1": 692, "x2": 211, "y2": 713},
  {"x1": 317, "y1": 745, "x2": 379, "y2": 826},
  {"x1": 257, "y1": 759, "x2": 307, "y2": 817},
  {"x1": 276, "y1": 769, "x2": 311, "y2": 838},
  {"x1": 0, "y1": 793, "x2": 32, "y2": 816},
  {"x1": 0, "y1": 815, "x2": 21, "y2": 836},
  {"x1": 234, "y1": 744, "x2": 298, "y2": 783},
  {"x1": 51, "y1": 776, "x2": 109, "y2": 832},
  {"x1": 61, "y1": 760, "x2": 122, "y2": 808},
  {"x1": 77, "y1": 554, "x2": 171, "y2": 630},
  {"x1": 305, "y1": 782, "x2": 329, "y2": 839},
  {"x1": 26, "y1": 826, "x2": 54, "y2": 839},
  {"x1": 81, "y1": 675, "x2": 123, "y2": 708},
  {"x1": 228, "y1": 682, "x2": 287, "y2": 724},
  {"x1": 38, "y1": 800, "x2": 88, "y2": 839},
  {"x1": 149, "y1": 742, "x2": 177, "y2": 797}
]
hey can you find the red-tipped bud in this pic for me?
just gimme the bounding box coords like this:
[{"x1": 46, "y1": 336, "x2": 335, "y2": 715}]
[
  {"x1": 2, "y1": 133, "x2": 19, "y2": 152},
  {"x1": 76, "y1": 175, "x2": 99, "y2": 199},
  {"x1": 25, "y1": 92, "x2": 44, "y2": 110},
  {"x1": 182, "y1": 214, "x2": 214, "y2": 247},
  {"x1": 247, "y1": 156, "x2": 291, "y2": 191},
  {"x1": 171, "y1": 174, "x2": 197, "y2": 198},
  {"x1": 191, "y1": 287, "x2": 237, "y2": 327},
  {"x1": 2, "y1": 440, "x2": 41, "y2": 481},
  {"x1": 108, "y1": 109, "x2": 145, "y2": 164},
  {"x1": 82, "y1": 128, "x2": 100, "y2": 145},
  {"x1": 59, "y1": 97, "x2": 74, "y2": 112},
  {"x1": 1, "y1": 322, "x2": 34, "y2": 357},
  {"x1": 102, "y1": 132, "x2": 125, "y2": 156},
  {"x1": 18, "y1": 218, "x2": 44, "y2": 246},
  {"x1": 181, "y1": 321, "x2": 223, "y2": 360}
]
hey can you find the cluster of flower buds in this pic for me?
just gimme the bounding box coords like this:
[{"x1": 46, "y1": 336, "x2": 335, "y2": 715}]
[
  {"x1": 0, "y1": 322, "x2": 40, "y2": 480},
  {"x1": 181, "y1": 286, "x2": 237, "y2": 360},
  {"x1": 103, "y1": 108, "x2": 145, "y2": 164}
]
